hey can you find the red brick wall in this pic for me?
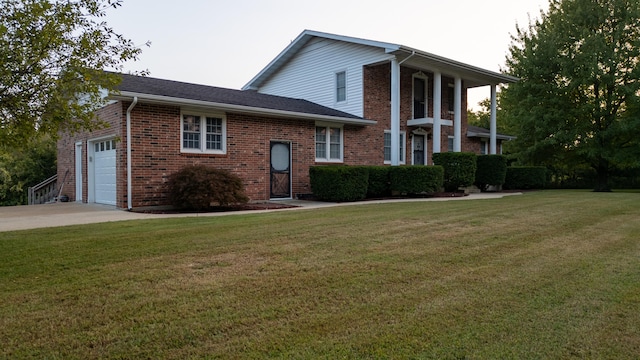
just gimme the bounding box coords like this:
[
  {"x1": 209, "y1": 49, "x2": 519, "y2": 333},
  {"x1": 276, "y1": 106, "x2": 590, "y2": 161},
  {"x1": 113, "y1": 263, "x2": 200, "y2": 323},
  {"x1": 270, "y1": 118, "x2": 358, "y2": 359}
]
[
  {"x1": 59, "y1": 100, "x2": 382, "y2": 208},
  {"x1": 57, "y1": 101, "x2": 126, "y2": 205},
  {"x1": 57, "y1": 72, "x2": 496, "y2": 209},
  {"x1": 363, "y1": 63, "x2": 485, "y2": 164}
]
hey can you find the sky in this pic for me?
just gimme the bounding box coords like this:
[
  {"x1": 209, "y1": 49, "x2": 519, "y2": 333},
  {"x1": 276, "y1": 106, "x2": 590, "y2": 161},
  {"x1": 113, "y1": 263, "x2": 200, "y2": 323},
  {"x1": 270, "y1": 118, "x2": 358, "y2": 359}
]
[{"x1": 105, "y1": 0, "x2": 550, "y2": 110}]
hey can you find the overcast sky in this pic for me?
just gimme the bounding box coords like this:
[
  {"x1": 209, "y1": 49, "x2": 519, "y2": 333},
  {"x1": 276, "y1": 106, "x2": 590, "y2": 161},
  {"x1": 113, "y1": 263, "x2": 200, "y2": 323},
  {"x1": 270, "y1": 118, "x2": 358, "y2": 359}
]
[{"x1": 106, "y1": 0, "x2": 550, "y2": 110}]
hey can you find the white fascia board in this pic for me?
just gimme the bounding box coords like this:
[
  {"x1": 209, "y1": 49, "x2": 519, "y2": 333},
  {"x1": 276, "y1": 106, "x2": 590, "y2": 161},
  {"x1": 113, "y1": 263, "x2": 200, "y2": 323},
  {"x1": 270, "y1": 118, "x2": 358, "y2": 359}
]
[
  {"x1": 302, "y1": 29, "x2": 401, "y2": 53},
  {"x1": 111, "y1": 91, "x2": 377, "y2": 126}
]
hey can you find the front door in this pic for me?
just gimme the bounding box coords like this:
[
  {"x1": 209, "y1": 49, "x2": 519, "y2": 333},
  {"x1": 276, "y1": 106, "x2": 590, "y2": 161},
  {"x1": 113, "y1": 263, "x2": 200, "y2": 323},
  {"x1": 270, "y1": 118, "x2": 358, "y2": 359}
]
[
  {"x1": 270, "y1": 141, "x2": 291, "y2": 199},
  {"x1": 413, "y1": 134, "x2": 425, "y2": 165}
]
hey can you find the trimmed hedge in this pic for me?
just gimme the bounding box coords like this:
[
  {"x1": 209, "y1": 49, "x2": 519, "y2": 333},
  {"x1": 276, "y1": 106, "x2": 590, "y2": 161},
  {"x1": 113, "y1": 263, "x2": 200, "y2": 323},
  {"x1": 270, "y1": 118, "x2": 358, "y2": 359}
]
[
  {"x1": 363, "y1": 166, "x2": 391, "y2": 198},
  {"x1": 167, "y1": 165, "x2": 249, "y2": 210},
  {"x1": 432, "y1": 152, "x2": 477, "y2": 191},
  {"x1": 475, "y1": 155, "x2": 508, "y2": 191},
  {"x1": 504, "y1": 166, "x2": 547, "y2": 190},
  {"x1": 309, "y1": 165, "x2": 369, "y2": 202},
  {"x1": 389, "y1": 166, "x2": 444, "y2": 195}
]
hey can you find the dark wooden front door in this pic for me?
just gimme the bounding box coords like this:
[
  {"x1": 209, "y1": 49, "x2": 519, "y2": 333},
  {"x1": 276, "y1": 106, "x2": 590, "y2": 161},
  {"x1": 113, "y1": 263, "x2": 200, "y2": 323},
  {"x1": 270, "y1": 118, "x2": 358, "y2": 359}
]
[{"x1": 270, "y1": 141, "x2": 291, "y2": 198}]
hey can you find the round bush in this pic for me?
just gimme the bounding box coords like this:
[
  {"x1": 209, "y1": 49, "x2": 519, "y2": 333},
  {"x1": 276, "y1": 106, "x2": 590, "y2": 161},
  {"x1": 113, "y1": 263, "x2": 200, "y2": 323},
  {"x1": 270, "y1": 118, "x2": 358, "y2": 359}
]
[{"x1": 167, "y1": 165, "x2": 248, "y2": 210}]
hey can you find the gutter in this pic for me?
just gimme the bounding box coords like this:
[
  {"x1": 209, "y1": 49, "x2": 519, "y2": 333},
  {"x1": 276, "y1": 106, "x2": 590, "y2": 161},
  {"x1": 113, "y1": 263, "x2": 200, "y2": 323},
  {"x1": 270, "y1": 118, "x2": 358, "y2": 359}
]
[
  {"x1": 111, "y1": 92, "x2": 376, "y2": 126},
  {"x1": 126, "y1": 96, "x2": 138, "y2": 210}
]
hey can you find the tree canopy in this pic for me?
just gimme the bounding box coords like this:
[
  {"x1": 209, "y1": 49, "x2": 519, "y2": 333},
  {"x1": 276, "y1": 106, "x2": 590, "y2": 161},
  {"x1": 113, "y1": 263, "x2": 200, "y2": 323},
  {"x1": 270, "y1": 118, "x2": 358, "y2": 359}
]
[
  {"x1": 501, "y1": 0, "x2": 640, "y2": 191},
  {"x1": 0, "y1": 0, "x2": 145, "y2": 149}
]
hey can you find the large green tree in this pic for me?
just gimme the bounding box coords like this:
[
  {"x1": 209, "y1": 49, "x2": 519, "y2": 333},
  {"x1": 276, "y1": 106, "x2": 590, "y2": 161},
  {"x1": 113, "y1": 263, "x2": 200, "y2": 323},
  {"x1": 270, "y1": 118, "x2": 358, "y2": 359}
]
[
  {"x1": 501, "y1": 0, "x2": 640, "y2": 191},
  {"x1": 0, "y1": 0, "x2": 145, "y2": 149}
]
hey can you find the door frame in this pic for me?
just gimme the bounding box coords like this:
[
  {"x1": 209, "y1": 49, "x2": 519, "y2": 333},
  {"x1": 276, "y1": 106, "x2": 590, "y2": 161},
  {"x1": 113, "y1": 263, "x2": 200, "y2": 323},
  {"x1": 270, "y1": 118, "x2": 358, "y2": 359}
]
[
  {"x1": 269, "y1": 140, "x2": 292, "y2": 200},
  {"x1": 75, "y1": 142, "x2": 83, "y2": 202},
  {"x1": 412, "y1": 129, "x2": 429, "y2": 165}
]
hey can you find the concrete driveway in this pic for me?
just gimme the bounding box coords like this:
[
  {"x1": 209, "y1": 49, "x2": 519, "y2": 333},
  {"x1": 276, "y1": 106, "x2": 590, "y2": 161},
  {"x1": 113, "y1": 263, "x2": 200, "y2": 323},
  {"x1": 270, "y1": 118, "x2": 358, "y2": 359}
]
[{"x1": 0, "y1": 193, "x2": 522, "y2": 232}]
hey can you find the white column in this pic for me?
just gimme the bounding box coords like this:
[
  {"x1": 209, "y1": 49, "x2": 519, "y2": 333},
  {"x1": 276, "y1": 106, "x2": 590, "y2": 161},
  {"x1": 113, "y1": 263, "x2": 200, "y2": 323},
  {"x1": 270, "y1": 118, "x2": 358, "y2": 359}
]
[
  {"x1": 490, "y1": 85, "x2": 497, "y2": 154},
  {"x1": 453, "y1": 76, "x2": 462, "y2": 152},
  {"x1": 390, "y1": 58, "x2": 401, "y2": 165},
  {"x1": 432, "y1": 71, "x2": 442, "y2": 154}
]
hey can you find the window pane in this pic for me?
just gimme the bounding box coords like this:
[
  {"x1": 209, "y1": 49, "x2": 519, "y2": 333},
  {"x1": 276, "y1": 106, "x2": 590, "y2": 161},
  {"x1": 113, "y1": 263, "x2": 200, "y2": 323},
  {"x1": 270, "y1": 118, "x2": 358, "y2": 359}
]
[
  {"x1": 336, "y1": 72, "x2": 346, "y2": 102},
  {"x1": 315, "y1": 127, "x2": 326, "y2": 159},
  {"x1": 329, "y1": 127, "x2": 341, "y2": 159},
  {"x1": 183, "y1": 115, "x2": 200, "y2": 132},
  {"x1": 400, "y1": 133, "x2": 405, "y2": 162},
  {"x1": 384, "y1": 132, "x2": 391, "y2": 161},
  {"x1": 206, "y1": 117, "x2": 222, "y2": 150},
  {"x1": 183, "y1": 115, "x2": 201, "y2": 149}
]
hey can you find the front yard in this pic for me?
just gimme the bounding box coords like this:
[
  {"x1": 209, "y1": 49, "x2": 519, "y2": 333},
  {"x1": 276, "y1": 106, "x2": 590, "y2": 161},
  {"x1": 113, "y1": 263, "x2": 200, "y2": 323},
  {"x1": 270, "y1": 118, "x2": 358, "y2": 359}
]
[{"x1": 1, "y1": 190, "x2": 638, "y2": 358}]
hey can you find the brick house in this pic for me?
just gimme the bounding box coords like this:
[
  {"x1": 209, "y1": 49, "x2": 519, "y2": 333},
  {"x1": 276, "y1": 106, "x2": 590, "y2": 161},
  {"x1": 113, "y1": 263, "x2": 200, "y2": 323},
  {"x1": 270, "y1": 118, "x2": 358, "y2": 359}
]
[{"x1": 57, "y1": 30, "x2": 516, "y2": 209}]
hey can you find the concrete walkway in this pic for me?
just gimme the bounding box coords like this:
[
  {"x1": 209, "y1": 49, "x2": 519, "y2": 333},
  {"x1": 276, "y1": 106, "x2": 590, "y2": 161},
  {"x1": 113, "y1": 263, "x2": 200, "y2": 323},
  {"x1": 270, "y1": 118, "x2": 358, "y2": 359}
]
[{"x1": 0, "y1": 193, "x2": 522, "y2": 232}]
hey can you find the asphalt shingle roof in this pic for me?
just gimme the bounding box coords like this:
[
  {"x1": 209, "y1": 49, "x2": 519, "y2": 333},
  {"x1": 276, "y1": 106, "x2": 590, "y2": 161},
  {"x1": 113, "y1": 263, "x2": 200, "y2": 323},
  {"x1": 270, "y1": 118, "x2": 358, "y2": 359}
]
[{"x1": 115, "y1": 73, "x2": 364, "y2": 120}]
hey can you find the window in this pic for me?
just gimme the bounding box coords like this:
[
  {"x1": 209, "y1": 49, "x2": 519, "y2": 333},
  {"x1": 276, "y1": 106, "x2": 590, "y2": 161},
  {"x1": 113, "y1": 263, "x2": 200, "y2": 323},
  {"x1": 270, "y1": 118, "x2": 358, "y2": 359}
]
[
  {"x1": 480, "y1": 139, "x2": 488, "y2": 155},
  {"x1": 447, "y1": 136, "x2": 454, "y2": 152},
  {"x1": 447, "y1": 83, "x2": 455, "y2": 113},
  {"x1": 413, "y1": 74, "x2": 427, "y2": 119},
  {"x1": 181, "y1": 112, "x2": 226, "y2": 154},
  {"x1": 384, "y1": 130, "x2": 406, "y2": 164},
  {"x1": 315, "y1": 124, "x2": 343, "y2": 162},
  {"x1": 336, "y1": 71, "x2": 346, "y2": 102}
]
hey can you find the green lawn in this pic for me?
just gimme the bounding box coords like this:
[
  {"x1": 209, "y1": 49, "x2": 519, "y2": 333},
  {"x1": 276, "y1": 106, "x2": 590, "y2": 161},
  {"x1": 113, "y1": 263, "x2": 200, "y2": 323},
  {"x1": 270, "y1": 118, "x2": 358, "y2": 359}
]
[{"x1": 1, "y1": 190, "x2": 639, "y2": 359}]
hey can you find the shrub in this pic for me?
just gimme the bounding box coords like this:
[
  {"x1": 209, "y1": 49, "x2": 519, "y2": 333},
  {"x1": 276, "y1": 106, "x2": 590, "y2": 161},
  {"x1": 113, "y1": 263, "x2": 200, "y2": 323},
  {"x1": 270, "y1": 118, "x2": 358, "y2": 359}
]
[
  {"x1": 389, "y1": 166, "x2": 444, "y2": 195},
  {"x1": 504, "y1": 166, "x2": 547, "y2": 190},
  {"x1": 475, "y1": 155, "x2": 508, "y2": 191},
  {"x1": 363, "y1": 166, "x2": 391, "y2": 198},
  {"x1": 167, "y1": 165, "x2": 249, "y2": 210},
  {"x1": 432, "y1": 152, "x2": 477, "y2": 191},
  {"x1": 309, "y1": 166, "x2": 369, "y2": 202}
]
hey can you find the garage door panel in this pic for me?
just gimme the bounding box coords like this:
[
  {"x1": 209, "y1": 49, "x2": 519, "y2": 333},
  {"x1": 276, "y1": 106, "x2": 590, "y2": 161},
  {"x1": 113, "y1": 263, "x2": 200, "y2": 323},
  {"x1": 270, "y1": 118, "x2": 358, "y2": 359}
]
[{"x1": 94, "y1": 140, "x2": 116, "y2": 205}]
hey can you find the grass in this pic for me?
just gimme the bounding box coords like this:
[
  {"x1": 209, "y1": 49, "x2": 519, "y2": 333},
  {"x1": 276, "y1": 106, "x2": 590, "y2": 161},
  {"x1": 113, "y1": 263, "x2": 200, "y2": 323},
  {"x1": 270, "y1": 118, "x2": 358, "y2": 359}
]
[{"x1": 1, "y1": 190, "x2": 639, "y2": 359}]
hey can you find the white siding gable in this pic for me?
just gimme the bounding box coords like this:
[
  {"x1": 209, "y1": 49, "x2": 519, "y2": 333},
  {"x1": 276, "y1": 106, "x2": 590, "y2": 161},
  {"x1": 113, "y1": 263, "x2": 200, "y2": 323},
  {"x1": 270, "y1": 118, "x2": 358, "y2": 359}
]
[{"x1": 257, "y1": 37, "x2": 394, "y2": 118}]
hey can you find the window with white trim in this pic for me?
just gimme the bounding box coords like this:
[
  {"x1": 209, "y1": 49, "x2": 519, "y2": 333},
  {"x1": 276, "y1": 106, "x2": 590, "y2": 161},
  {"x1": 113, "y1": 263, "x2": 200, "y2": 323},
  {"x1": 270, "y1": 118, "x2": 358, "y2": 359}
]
[
  {"x1": 384, "y1": 130, "x2": 406, "y2": 164},
  {"x1": 315, "y1": 124, "x2": 343, "y2": 162},
  {"x1": 480, "y1": 139, "x2": 488, "y2": 155},
  {"x1": 181, "y1": 112, "x2": 226, "y2": 154},
  {"x1": 447, "y1": 136, "x2": 454, "y2": 152},
  {"x1": 336, "y1": 71, "x2": 346, "y2": 102},
  {"x1": 412, "y1": 73, "x2": 428, "y2": 119}
]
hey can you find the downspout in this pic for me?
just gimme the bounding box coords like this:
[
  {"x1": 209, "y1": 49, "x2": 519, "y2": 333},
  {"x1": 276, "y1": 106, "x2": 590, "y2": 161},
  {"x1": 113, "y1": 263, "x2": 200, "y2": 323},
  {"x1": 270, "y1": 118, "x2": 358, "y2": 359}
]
[{"x1": 126, "y1": 96, "x2": 138, "y2": 210}]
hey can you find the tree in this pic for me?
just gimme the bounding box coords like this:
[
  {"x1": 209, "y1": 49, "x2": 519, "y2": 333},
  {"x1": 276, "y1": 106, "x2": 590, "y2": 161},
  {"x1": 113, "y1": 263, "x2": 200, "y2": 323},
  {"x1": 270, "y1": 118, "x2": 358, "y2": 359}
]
[
  {"x1": 501, "y1": 0, "x2": 640, "y2": 191},
  {"x1": 0, "y1": 0, "x2": 146, "y2": 149},
  {"x1": 0, "y1": 136, "x2": 57, "y2": 205},
  {"x1": 467, "y1": 97, "x2": 509, "y2": 134}
]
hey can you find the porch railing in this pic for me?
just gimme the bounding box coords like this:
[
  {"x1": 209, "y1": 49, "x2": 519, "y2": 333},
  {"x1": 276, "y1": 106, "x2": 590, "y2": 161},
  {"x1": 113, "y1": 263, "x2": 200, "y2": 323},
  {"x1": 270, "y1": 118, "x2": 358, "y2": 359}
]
[{"x1": 28, "y1": 174, "x2": 58, "y2": 205}]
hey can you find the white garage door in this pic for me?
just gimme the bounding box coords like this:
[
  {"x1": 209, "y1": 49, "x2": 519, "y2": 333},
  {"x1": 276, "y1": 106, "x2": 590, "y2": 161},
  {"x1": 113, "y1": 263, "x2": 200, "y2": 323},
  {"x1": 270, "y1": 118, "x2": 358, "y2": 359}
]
[{"x1": 94, "y1": 139, "x2": 117, "y2": 205}]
